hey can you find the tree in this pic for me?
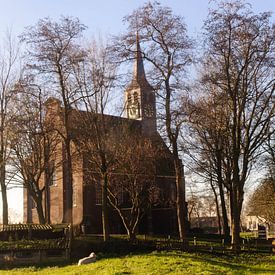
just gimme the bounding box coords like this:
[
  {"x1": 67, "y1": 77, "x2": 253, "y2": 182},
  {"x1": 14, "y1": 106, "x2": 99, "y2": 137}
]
[
  {"x1": 107, "y1": 132, "x2": 159, "y2": 241},
  {"x1": 21, "y1": 16, "x2": 87, "y2": 224},
  {"x1": 187, "y1": 194, "x2": 203, "y2": 227},
  {"x1": 10, "y1": 81, "x2": 60, "y2": 224},
  {"x1": 0, "y1": 31, "x2": 20, "y2": 224},
  {"x1": 72, "y1": 39, "x2": 117, "y2": 241},
  {"x1": 114, "y1": 1, "x2": 193, "y2": 243},
  {"x1": 248, "y1": 177, "x2": 275, "y2": 224},
  {"x1": 202, "y1": 0, "x2": 275, "y2": 251},
  {"x1": 187, "y1": 90, "x2": 230, "y2": 240}
]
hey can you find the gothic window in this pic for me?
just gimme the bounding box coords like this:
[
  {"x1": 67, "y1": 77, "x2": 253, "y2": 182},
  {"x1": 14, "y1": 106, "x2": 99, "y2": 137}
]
[
  {"x1": 95, "y1": 182, "x2": 102, "y2": 205},
  {"x1": 133, "y1": 92, "x2": 138, "y2": 103},
  {"x1": 127, "y1": 94, "x2": 132, "y2": 104}
]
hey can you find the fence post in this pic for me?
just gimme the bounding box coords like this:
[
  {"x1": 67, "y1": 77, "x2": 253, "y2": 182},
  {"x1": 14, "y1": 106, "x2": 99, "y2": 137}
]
[{"x1": 222, "y1": 238, "x2": 225, "y2": 253}]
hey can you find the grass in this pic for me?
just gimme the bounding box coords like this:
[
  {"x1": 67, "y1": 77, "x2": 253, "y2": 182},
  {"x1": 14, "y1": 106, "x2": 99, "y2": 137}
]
[{"x1": 1, "y1": 251, "x2": 275, "y2": 274}]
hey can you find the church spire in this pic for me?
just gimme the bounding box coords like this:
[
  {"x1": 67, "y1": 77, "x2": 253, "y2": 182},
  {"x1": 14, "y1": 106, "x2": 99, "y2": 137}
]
[
  {"x1": 130, "y1": 32, "x2": 151, "y2": 89},
  {"x1": 133, "y1": 32, "x2": 146, "y2": 82}
]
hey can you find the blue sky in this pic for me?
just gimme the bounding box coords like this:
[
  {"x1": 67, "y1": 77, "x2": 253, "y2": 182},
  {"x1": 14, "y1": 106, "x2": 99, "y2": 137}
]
[
  {"x1": 0, "y1": 0, "x2": 274, "y2": 40},
  {"x1": 1, "y1": 0, "x2": 275, "y2": 221}
]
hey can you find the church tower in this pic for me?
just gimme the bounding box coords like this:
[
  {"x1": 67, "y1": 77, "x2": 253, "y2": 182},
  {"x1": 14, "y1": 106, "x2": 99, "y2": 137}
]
[{"x1": 125, "y1": 33, "x2": 156, "y2": 135}]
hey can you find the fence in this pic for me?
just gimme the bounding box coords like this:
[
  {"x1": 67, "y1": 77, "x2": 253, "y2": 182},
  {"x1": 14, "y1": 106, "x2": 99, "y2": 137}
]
[
  {"x1": 154, "y1": 236, "x2": 275, "y2": 254},
  {"x1": 0, "y1": 224, "x2": 72, "y2": 265}
]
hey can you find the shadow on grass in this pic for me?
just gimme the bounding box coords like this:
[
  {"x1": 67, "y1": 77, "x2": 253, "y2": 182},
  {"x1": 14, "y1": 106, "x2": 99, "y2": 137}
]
[
  {"x1": 1, "y1": 249, "x2": 274, "y2": 274},
  {"x1": 148, "y1": 251, "x2": 275, "y2": 274},
  {"x1": 0, "y1": 260, "x2": 70, "y2": 270}
]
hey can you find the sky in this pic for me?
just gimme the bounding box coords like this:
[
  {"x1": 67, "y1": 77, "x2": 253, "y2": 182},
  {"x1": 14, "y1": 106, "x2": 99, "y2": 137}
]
[
  {"x1": 0, "y1": 0, "x2": 275, "y2": 222},
  {"x1": 0, "y1": 0, "x2": 274, "y2": 40}
]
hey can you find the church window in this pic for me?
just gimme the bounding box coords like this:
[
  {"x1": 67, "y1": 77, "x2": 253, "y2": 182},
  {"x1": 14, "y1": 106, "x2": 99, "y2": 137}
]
[
  {"x1": 133, "y1": 92, "x2": 138, "y2": 103},
  {"x1": 127, "y1": 94, "x2": 132, "y2": 104},
  {"x1": 95, "y1": 182, "x2": 102, "y2": 205}
]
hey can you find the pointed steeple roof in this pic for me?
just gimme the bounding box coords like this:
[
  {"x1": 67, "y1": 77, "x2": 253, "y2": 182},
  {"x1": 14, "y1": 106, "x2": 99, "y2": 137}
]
[{"x1": 127, "y1": 32, "x2": 152, "y2": 90}]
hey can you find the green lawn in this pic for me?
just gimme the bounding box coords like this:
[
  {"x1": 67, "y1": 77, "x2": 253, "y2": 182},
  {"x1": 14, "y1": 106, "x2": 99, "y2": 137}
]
[{"x1": 1, "y1": 251, "x2": 275, "y2": 275}]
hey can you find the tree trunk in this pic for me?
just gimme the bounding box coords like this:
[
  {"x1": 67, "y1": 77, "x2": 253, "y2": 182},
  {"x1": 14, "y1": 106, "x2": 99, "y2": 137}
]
[
  {"x1": 210, "y1": 180, "x2": 222, "y2": 236},
  {"x1": 219, "y1": 184, "x2": 230, "y2": 242},
  {"x1": 175, "y1": 158, "x2": 188, "y2": 245},
  {"x1": 231, "y1": 186, "x2": 241, "y2": 253},
  {"x1": 35, "y1": 192, "x2": 46, "y2": 224},
  {"x1": 63, "y1": 140, "x2": 73, "y2": 224},
  {"x1": 1, "y1": 183, "x2": 8, "y2": 225},
  {"x1": 231, "y1": 206, "x2": 241, "y2": 252},
  {"x1": 0, "y1": 150, "x2": 8, "y2": 225},
  {"x1": 44, "y1": 145, "x2": 51, "y2": 224},
  {"x1": 216, "y1": 149, "x2": 230, "y2": 241},
  {"x1": 127, "y1": 228, "x2": 137, "y2": 242},
  {"x1": 44, "y1": 168, "x2": 50, "y2": 224},
  {"x1": 164, "y1": 78, "x2": 188, "y2": 244},
  {"x1": 102, "y1": 172, "x2": 109, "y2": 241}
]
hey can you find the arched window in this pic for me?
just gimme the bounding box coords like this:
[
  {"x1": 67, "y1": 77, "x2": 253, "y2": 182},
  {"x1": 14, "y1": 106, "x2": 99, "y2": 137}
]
[
  {"x1": 127, "y1": 93, "x2": 132, "y2": 104},
  {"x1": 133, "y1": 92, "x2": 138, "y2": 103}
]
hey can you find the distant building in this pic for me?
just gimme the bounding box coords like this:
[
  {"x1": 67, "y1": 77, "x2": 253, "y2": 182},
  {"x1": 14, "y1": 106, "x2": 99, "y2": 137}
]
[
  {"x1": 244, "y1": 214, "x2": 275, "y2": 239},
  {"x1": 24, "y1": 35, "x2": 178, "y2": 235},
  {"x1": 190, "y1": 216, "x2": 220, "y2": 234}
]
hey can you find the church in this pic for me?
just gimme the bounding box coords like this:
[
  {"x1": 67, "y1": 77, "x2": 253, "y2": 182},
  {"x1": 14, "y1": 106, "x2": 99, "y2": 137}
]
[{"x1": 23, "y1": 36, "x2": 177, "y2": 235}]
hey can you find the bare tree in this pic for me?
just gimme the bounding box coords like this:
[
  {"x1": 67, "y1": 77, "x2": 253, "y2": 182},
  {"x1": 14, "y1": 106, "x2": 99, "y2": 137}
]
[
  {"x1": 21, "y1": 16, "x2": 87, "y2": 224},
  {"x1": 187, "y1": 90, "x2": 230, "y2": 241},
  {"x1": 202, "y1": 0, "x2": 275, "y2": 251},
  {"x1": 114, "y1": 1, "x2": 193, "y2": 244},
  {"x1": 107, "y1": 132, "x2": 159, "y2": 242},
  {"x1": 0, "y1": 31, "x2": 20, "y2": 224},
  {"x1": 248, "y1": 177, "x2": 275, "y2": 224},
  {"x1": 10, "y1": 82, "x2": 60, "y2": 224},
  {"x1": 187, "y1": 194, "x2": 203, "y2": 227},
  {"x1": 72, "y1": 39, "x2": 117, "y2": 241}
]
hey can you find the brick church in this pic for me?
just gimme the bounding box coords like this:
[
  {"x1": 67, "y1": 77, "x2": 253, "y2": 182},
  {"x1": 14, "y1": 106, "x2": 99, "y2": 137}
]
[{"x1": 24, "y1": 36, "x2": 177, "y2": 234}]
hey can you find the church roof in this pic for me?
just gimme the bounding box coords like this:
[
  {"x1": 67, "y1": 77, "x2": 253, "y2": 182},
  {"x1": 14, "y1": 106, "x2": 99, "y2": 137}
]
[
  {"x1": 68, "y1": 108, "x2": 143, "y2": 139},
  {"x1": 44, "y1": 100, "x2": 174, "y2": 175}
]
